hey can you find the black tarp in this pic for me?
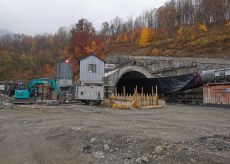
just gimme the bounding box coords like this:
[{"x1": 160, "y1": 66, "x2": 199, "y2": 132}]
[{"x1": 117, "y1": 72, "x2": 202, "y2": 94}]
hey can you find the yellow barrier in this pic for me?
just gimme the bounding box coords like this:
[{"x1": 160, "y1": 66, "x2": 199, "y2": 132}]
[{"x1": 110, "y1": 86, "x2": 164, "y2": 110}]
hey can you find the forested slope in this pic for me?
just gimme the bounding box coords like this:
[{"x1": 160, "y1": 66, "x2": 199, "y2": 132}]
[{"x1": 0, "y1": 0, "x2": 229, "y2": 80}]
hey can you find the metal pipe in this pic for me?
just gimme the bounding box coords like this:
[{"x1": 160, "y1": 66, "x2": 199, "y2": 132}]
[{"x1": 200, "y1": 68, "x2": 230, "y2": 84}]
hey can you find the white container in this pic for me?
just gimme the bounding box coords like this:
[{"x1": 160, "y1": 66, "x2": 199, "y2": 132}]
[{"x1": 75, "y1": 85, "x2": 104, "y2": 101}]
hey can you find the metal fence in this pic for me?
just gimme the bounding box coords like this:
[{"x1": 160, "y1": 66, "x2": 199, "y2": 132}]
[{"x1": 203, "y1": 84, "x2": 230, "y2": 106}]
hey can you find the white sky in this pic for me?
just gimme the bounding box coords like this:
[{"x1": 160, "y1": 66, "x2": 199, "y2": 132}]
[{"x1": 0, "y1": 0, "x2": 167, "y2": 35}]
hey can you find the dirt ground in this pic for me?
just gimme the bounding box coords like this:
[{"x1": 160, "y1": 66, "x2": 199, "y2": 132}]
[{"x1": 0, "y1": 104, "x2": 229, "y2": 164}]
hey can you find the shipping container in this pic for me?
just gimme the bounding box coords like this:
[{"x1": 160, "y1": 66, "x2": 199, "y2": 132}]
[
  {"x1": 57, "y1": 79, "x2": 72, "y2": 87},
  {"x1": 203, "y1": 84, "x2": 230, "y2": 107},
  {"x1": 57, "y1": 63, "x2": 73, "y2": 79},
  {"x1": 57, "y1": 63, "x2": 73, "y2": 87},
  {"x1": 80, "y1": 55, "x2": 105, "y2": 84}
]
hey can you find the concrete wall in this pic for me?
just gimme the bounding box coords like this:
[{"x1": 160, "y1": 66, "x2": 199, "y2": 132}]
[{"x1": 106, "y1": 55, "x2": 230, "y2": 77}]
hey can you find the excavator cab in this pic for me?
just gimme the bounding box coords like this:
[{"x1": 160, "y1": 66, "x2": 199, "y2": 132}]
[{"x1": 15, "y1": 85, "x2": 30, "y2": 99}]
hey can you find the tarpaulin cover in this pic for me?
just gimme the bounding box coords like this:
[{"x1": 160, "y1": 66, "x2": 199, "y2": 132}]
[{"x1": 117, "y1": 72, "x2": 202, "y2": 94}]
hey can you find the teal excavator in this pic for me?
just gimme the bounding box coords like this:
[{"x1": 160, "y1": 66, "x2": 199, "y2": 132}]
[{"x1": 13, "y1": 78, "x2": 61, "y2": 104}]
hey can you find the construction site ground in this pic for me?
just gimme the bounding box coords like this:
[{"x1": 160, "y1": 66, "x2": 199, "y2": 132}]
[{"x1": 0, "y1": 104, "x2": 229, "y2": 164}]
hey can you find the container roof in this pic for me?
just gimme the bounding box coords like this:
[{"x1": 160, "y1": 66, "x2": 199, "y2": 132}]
[{"x1": 80, "y1": 54, "x2": 105, "y2": 62}]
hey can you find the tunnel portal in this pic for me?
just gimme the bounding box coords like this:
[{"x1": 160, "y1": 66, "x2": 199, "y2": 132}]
[{"x1": 116, "y1": 71, "x2": 149, "y2": 94}]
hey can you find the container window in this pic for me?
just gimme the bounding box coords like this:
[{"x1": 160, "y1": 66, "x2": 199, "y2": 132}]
[
  {"x1": 225, "y1": 69, "x2": 230, "y2": 76},
  {"x1": 88, "y1": 64, "x2": 97, "y2": 73},
  {"x1": 214, "y1": 71, "x2": 220, "y2": 77},
  {"x1": 214, "y1": 71, "x2": 224, "y2": 78}
]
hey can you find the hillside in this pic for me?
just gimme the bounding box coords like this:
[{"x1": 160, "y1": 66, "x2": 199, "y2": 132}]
[
  {"x1": 1, "y1": 0, "x2": 230, "y2": 81},
  {"x1": 107, "y1": 37, "x2": 230, "y2": 59}
]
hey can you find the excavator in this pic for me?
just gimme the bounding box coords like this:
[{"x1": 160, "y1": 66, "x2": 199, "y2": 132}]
[{"x1": 13, "y1": 78, "x2": 61, "y2": 104}]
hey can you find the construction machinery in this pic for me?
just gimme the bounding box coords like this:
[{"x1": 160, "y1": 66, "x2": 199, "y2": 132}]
[
  {"x1": 75, "y1": 85, "x2": 104, "y2": 105},
  {"x1": 13, "y1": 78, "x2": 61, "y2": 104}
]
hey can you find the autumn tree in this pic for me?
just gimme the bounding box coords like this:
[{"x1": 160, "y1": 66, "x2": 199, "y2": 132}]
[
  {"x1": 130, "y1": 29, "x2": 141, "y2": 44},
  {"x1": 116, "y1": 33, "x2": 129, "y2": 44},
  {"x1": 177, "y1": 25, "x2": 196, "y2": 42},
  {"x1": 198, "y1": 23, "x2": 208, "y2": 33},
  {"x1": 139, "y1": 28, "x2": 154, "y2": 47},
  {"x1": 69, "y1": 18, "x2": 105, "y2": 79},
  {"x1": 69, "y1": 18, "x2": 96, "y2": 62}
]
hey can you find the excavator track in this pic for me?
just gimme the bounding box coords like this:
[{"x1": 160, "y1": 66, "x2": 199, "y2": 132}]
[{"x1": 12, "y1": 98, "x2": 35, "y2": 104}]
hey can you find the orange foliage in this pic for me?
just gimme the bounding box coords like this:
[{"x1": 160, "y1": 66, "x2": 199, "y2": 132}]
[
  {"x1": 225, "y1": 20, "x2": 230, "y2": 27},
  {"x1": 177, "y1": 25, "x2": 196, "y2": 42},
  {"x1": 0, "y1": 47, "x2": 5, "y2": 54},
  {"x1": 139, "y1": 28, "x2": 154, "y2": 47},
  {"x1": 116, "y1": 33, "x2": 129, "y2": 44},
  {"x1": 154, "y1": 28, "x2": 168, "y2": 40},
  {"x1": 198, "y1": 23, "x2": 208, "y2": 33},
  {"x1": 85, "y1": 39, "x2": 104, "y2": 55},
  {"x1": 130, "y1": 29, "x2": 142, "y2": 43},
  {"x1": 42, "y1": 64, "x2": 50, "y2": 73}
]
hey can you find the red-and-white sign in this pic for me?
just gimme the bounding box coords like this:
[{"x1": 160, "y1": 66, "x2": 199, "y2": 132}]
[{"x1": 105, "y1": 64, "x2": 116, "y2": 70}]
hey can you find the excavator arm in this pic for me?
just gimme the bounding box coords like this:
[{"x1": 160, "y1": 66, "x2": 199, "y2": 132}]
[{"x1": 28, "y1": 78, "x2": 60, "y2": 97}]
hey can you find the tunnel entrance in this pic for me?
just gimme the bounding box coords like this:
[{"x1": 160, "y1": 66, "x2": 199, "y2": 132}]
[{"x1": 116, "y1": 71, "x2": 147, "y2": 94}]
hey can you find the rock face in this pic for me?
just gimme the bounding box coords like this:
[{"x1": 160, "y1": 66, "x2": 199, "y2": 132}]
[
  {"x1": 82, "y1": 145, "x2": 92, "y2": 153},
  {"x1": 155, "y1": 146, "x2": 164, "y2": 154},
  {"x1": 136, "y1": 155, "x2": 149, "y2": 164},
  {"x1": 141, "y1": 156, "x2": 149, "y2": 163},
  {"x1": 0, "y1": 100, "x2": 14, "y2": 109},
  {"x1": 136, "y1": 157, "x2": 142, "y2": 164},
  {"x1": 90, "y1": 138, "x2": 97, "y2": 143},
  {"x1": 93, "y1": 151, "x2": 105, "y2": 159},
  {"x1": 104, "y1": 144, "x2": 110, "y2": 151}
]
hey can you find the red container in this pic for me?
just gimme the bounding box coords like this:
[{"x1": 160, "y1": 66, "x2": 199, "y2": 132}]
[{"x1": 203, "y1": 84, "x2": 230, "y2": 106}]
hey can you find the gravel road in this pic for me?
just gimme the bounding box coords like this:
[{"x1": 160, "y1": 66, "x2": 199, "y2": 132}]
[{"x1": 0, "y1": 104, "x2": 229, "y2": 164}]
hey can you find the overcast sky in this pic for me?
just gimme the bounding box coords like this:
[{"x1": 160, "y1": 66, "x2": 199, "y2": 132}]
[{"x1": 0, "y1": 0, "x2": 167, "y2": 35}]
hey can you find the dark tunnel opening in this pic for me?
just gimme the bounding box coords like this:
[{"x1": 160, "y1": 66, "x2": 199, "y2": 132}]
[
  {"x1": 116, "y1": 71, "x2": 151, "y2": 94},
  {"x1": 116, "y1": 71, "x2": 203, "y2": 104}
]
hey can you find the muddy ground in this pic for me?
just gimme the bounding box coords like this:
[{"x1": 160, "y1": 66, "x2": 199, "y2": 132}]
[{"x1": 0, "y1": 104, "x2": 229, "y2": 164}]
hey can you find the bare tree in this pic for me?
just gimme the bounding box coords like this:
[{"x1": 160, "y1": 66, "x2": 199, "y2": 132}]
[{"x1": 100, "y1": 22, "x2": 111, "y2": 36}]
